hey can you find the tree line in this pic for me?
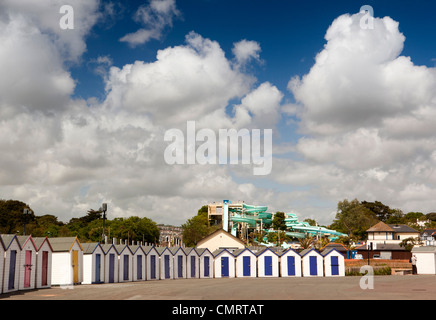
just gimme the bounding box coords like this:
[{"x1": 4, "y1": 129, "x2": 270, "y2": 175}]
[{"x1": 0, "y1": 199, "x2": 160, "y2": 244}]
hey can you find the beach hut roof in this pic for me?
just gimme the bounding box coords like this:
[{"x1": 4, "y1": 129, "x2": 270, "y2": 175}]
[
  {"x1": 32, "y1": 237, "x2": 53, "y2": 252},
  {"x1": 48, "y1": 237, "x2": 83, "y2": 252},
  {"x1": 0, "y1": 234, "x2": 21, "y2": 250}
]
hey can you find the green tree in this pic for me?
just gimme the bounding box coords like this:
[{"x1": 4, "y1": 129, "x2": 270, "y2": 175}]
[
  {"x1": 272, "y1": 211, "x2": 287, "y2": 246},
  {"x1": 334, "y1": 199, "x2": 379, "y2": 240},
  {"x1": 182, "y1": 213, "x2": 210, "y2": 247},
  {"x1": 0, "y1": 199, "x2": 35, "y2": 234},
  {"x1": 361, "y1": 200, "x2": 394, "y2": 222}
]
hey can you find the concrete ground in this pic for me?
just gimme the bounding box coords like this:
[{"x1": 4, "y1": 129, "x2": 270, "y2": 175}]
[{"x1": 1, "y1": 275, "x2": 435, "y2": 300}]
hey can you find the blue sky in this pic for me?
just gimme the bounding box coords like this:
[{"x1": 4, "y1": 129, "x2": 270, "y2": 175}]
[
  {"x1": 73, "y1": 0, "x2": 436, "y2": 101},
  {"x1": 2, "y1": 0, "x2": 436, "y2": 225}
]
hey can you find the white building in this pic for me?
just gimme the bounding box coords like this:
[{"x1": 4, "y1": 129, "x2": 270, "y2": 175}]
[
  {"x1": 301, "y1": 248, "x2": 324, "y2": 277},
  {"x1": 33, "y1": 237, "x2": 53, "y2": 289},
  {"x1": 130, "y1": 245, "x2": 146, "y2": 281},
  {"x1": 197, "y1": 229, "x2": 245, "y2": 252},
  {"x1": 233, "y1": 248, "x2": 257, "y2": 278},
  {"x1": 322, "y1": 248, "x2": 345, "y2": 277},
  {"x1": 115, "y1": 244, "x2": 133, "y2": 282},
  {"x1": 170, "y1": 246, "x2": 187, "y2": 279},
  {"x1": 195, "y1": 248, "x2": 214, "y2": 278},
  {"x1": 280, "y1": 248, "x2": 302, "y2": 277},
  {"x1": 411, "y1": 246, "x2": 436, "y2": 274},
  {"x1": 82, "y1": 243, "x2": 105, "y2": 284},
  {"x1": 213, "y1": 249, "x2": 235, "y2": 278},
  {"x1": 157, "y1": 247, "x2": 174, "y2": 280},
  {"x1": 184, "y1": 247, "x2": 199, "y2": 279},
  {"x1": 101, "y1": 244, "x2": 119, "y2": 284},
  {"x1": 257, "y1": 248, "x2": 280, "y2": 277},
  {"x1": 17, "y1": 236, "x2": 38, "y2": 290},
  {"x1": 50, "y1": 237, "x2": 84, "y2": 286},
  {"x1": 144, "y1": 246, "x2": 160, "y2": 281},
  {"x1": 1, "y1": 234, "x2": 22, "y2": 293}
]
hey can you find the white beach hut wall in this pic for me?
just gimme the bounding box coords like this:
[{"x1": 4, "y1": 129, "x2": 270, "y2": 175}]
[
  {"x1": 170, "y1": 246, "x2": 187, "y2": 279},
  {"x1": 102, "y1": 244, "x2": 119, "y2": 283},
  {"x1": 213, "y1": 249, "x2": 235, "y2": 278},
  {"x1": 33, "y1": 237, "x2": 53, "y2": 289},
  {"x1": 233, "y1": 248, "x2": 257, "y2": 278},
  {"x1": 257, "y1": 247, "x2": 280, "y2": 277},
  {"x1": 130, "y1": 245, "x2": 146, "y2": 281},
  {"x1": 144, "y1": 246, "x2": 160, "y2": 281},
  {"x1": 82, "y1": 242, "x2": 105, "y2": 284},
  {"x1": 184, "y1": 247, "x2": 199, "y2": 279},
  {"x1": 322, "y1": 248, "x2": 345, "y2": 277},
  {"x1": 115, "y1": 244, "x2": 134, "y2": 282},
  {"x1": 195, "y1": 248, "x2": 214, "y2": 278},
  {"x1": 301, "y1": 248, "x2": 324, "y2": 277},
  {"x1": 280, "y1": 248, "x2": 302, "y2": 277},
  {"x1": 1, "y1": 234, "x2": 22, "y2": 293},
  {"x1": 157, "y1": 247, "x2": 174, "y2": 280},
  {"x1": 50, "y1": 237, "x2": 84, "y2": 286}
]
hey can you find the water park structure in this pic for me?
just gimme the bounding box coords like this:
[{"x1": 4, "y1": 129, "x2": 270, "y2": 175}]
[{"x1": 208, "y1": 200, "x2": 347, "y2": 247}]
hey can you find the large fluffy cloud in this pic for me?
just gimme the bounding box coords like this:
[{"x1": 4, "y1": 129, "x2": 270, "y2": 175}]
[{"x1": 285, "y1": 12, "x2": 436, "y2": 217}]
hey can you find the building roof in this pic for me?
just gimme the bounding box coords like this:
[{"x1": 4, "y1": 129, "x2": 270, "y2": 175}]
[
  {"x1": 194, "y1": 247, "x2": 212, "y2": 256},
  {"x1": 366, "y1": 221, "x2": 419, "y2": 233},
  {"x1": 411, "y1": 246, "x2": 436, "y2": 253},
  {"x1": 320, "y1": 243, "x2": 349, "y2": 252},
  {"x1": 300, "y1": 248, "x2": 322, "y2": 257},
  {"x1": 321, "y1": 248, "x2": 343, "y2": 257},
  {"x1": 82, "y1": 242, "x2": 102, "y2": 254},
  {"x1": 232, "y1": 248, "x2": 256, "y2": 257},
  {"x1": 32, "y1": 237, "x2": 53, "y2": 252},
  {"x1": 49, "y1": 237, "x2": 83, "y2": 252},
  {"x1": 366, "y1": 221, "x2": 394, "y2": 232},
  {"x1": 16, "y1": 235, "x2": 37, "y2": 250},
  {"x1": 0, "y1": 234, "x2": 20, "y2": 250},
  {"x1": 388, "y1": 224, "x2": 419, "y2": 233}
]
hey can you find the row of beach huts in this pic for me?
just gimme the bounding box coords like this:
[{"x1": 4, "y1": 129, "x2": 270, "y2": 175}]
[{"x1": 0, "y1": 234, "x2": 344, "y2": 295}]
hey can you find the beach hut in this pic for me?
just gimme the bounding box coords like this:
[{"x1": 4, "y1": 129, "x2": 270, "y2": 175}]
[
  {"x1": 233, "y1": 248, "x2": 257, "y2": 278},
  {"x1": 1, "y1": 234, "x2": 22, "y2": 293},
  {"x1": 196, "y1": 248, "x2": 214, "y2": 278},
  {"x1": 213, "y1": 249, "x2": 235, "y2": 278},
  {"x1": 157, "y1": 247, "x2": 174, "y2": 280},
  {"x1": 102, "y1": 244, "x2": 119, "y2": 283},
  {"x1": 50, "y1": 237, "x2": 84, "y2": 285},
  {"x1": 322, "y1": 248, "x2": 345, "y2": 277},
  {"x1": 0, "y1": 236, "x2": 5, "y2": 294},
  {"x1": 301, "y1": 248, "x2": 324, "y2": 277},
  {"x1": 17, "y1": 236, "x2": 38, "y2": 290},
  {"x1": 411, "y1": 246, "x2": 436, "y2": 274},
  {"x1": 184, "y1": 247, "x2": 199, "y2": 279},
  {"x1": 33, "y1": 237, "x2": 53, "y2": 289},
  {"x1": 130, "y1": 245, "x2": 146, "y2": 281},
  {"x1": 82, "y1": 243, "x2": 105, "y2": 284},
  {"x1": 115, "y1": 244, "x2": 133, "y2": 282},
  {"x1": 144, "y1": 246, "x2": 160, "y2": 280},
  {"x1": 257, "y1": 247, "x2": 280, "y2": 277},
  {"x1": 170, "y1": 246, "x2": 187, "y2": 279},
  {"x1": 280, "y1": 248, "x2": 302, "y2": 277}
]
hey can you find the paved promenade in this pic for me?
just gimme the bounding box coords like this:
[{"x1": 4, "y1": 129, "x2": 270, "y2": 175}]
[{"x1": 1, "y1": 275, "x2": 435, "y2": 300}]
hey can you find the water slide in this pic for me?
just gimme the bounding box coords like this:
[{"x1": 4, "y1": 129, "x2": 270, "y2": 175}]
[{"x1": 224, "y1": 201, "x2": 347, "y2": 244}]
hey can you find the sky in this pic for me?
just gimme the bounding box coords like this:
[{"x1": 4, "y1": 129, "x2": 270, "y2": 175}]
[{"x1": 1, "y1": 0, "x2": 436, "y2": 226}]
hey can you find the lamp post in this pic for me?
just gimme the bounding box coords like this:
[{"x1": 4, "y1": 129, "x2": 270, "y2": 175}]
[
  {"x1": 101, "y1": 203, "x2": 107, "y2": 244},
  {"x1": 23, "y1": 208, "x2": 30, "y2": 235}
]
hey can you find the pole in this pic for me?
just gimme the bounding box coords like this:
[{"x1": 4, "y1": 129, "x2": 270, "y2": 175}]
[{"x1": 102, "y1": 203, "x2": 107, "y2": 244}]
